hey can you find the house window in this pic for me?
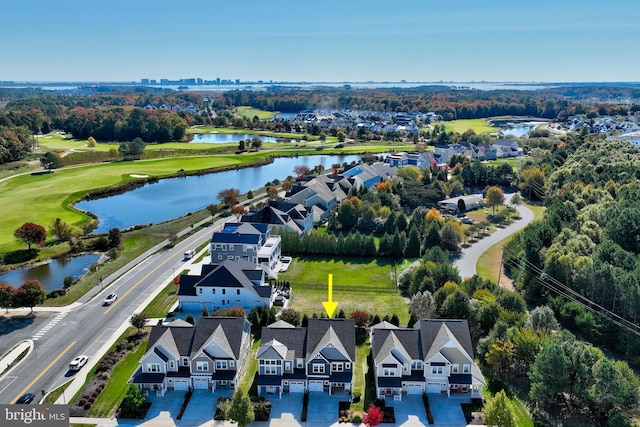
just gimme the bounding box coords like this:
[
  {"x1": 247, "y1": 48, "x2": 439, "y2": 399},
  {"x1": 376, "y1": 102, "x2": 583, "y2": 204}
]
[
  {"x1": 216, "y1": 360, "x2": 228, "y2": 370},
  {"x1": 312, "y1": 364, "x2": 325, "y2": 374},
  {"x1": 236, "y1": 289, "x2": 240, "y2": 295},
  {"x1": 331, "y1": 363, "x2": 343, "y2": 372},
  {"x1": 383, "y1": 368, "x2": 396, "y2": 376},
  {"x1": 182, "y1": 358, "x2": 189, "y2": 366},
  {"x1": 261, "y1": 360, "x2": 278, "y2": 375},
  {"x1": 296, "y1": 360, "x2": 303, "y2": 369},
  {"x1": 222, "y1": 289, "x2": 226, "y2": 295},
  {"x1": 345, "y1": 363, "x2": 351, "y2": 370},
  {"x1": 452, "y1": 364, "x2": 459, "y2": 374},
  {"x1": 198, "y1": 288, "x2": 203, "y2": 294},
  {"x1": 463, "y1": 364, "x2": 470, "y2": 374},
  {"x1": 229, "y1": 245, "x2": 234, "y2": 250},
  {"x1": 170, "y1": 361, "x2": 175, "y2": 368},
  {"x1": 147, "y1": 363, "x2": 161, "y2": 373},
  {"x1": 218, "y1": 255, "x2": 222, "y2": 260},
  {"x1": 284, "y1": 362, "x2": 291, "y2": 371},
  {"x1": 228, "y1": 255, "x2": 234, "y2": 260},
  {"x1": 431, "y1": 366, "x2": 443, "y2": 375},
  {"x1": 411, "y1": 361, "x2": 423, "y2": 370},
  {"x1": 229, "y1": 361, "x2": 235, "y2": 368},
  {"x1": 196, "y1": 361, "x2": 209, "y2": 371}
]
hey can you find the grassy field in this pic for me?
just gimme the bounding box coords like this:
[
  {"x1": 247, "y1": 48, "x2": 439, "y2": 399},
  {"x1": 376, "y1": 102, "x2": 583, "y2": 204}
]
[
  {"x1": 235, "y1": 106, "x2": 277, "y2": 120},
  {"x1": 0, "y1": 154, "x2": 264, "y2": 254},
  {"x1": 280, "y1": 257, "x2": 411, "y2": 324},
  {"x1": 444, "y1": 119, "x2": 499, "y2": 134},
  {"x1": 87, "y1": 338, "x2": 148, "y2": 417}
]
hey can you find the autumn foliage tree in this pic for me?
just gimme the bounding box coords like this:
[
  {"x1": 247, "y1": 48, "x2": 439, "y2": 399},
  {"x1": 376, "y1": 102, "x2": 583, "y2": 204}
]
[
  {"x1": 363, "y1": 403, "x2": 384, "y2": 427},
  {"x1": 14, "y1": 222, "x2": 46, "y2": 250},
  {"x1": 15, "y1": 280, "x2": 46, "y2": 313},
  {"x1": 217, "y1": 188, "x2": 240, "y2": 208},
  {"x1": 350, "y1": 310, "x2": 370, "y2": 328},
  {"x1": 0, "y1": 283, "x2": 16, "y2": 313},
  {"x1": 485, "y1": 186, "x2": 505, "y2": 216}
]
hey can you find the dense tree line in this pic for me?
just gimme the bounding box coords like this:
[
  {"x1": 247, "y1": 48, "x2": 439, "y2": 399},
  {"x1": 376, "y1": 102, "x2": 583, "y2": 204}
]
[
  {"x1": 504, "y1": 137, "x2": 640, "y2": 364},
  {"x1": 210, "y1": 86, "x2": 639, "y2": 120},
  {"x1": 0, "y1": 126, "x2": 34, "y2": 164}
]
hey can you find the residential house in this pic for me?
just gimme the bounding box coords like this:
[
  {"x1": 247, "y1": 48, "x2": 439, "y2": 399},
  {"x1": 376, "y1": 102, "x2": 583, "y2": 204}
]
[
  {"x1": 437, "y1": 195, "x2": 483, "y2": 214},
  {"x1": 371, "y1": 319, "x2": 485, "y2": 399},
  {"x1": 132, "y1": 317, "x2": 252, "y2": 395},
  {"x1": 177, "y1": 260, "x2": 274, "y2": 312},
  {"x1": 492, "y1": 139, "x2": 523, "y2": 158},
  {"x1": 385, "y1": 152, "x2": 440, "y2": 169},
  {"x1": 256, "y1": 318, "x2": 356, "y2": 397},
  {"x1": 210, "y1": 222, "x2": 281, "y2": 277},
  {"x1": 241, "y1": 201, "x2": 314, "y2": 235}
]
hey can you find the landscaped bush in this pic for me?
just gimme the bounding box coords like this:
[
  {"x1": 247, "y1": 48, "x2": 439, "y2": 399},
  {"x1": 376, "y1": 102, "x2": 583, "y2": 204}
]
[
  {"x1": 352, "y1": 413, "x2": 362, "y2": 423},
  {"x1": 251, "y1": 396, "x2": 271, "y2": 421}
]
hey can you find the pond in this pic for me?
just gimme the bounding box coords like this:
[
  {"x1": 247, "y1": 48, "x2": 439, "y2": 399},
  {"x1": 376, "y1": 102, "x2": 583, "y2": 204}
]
[
  {"x1": 76, "y1": 153, "x2": 369, "y2": 234},
  {"x1": 0, "y1": 253, "x2": 101, "y2": 292},
  {"x1": 500, "y1": 122, "x2": 545, "y2": 138},
  {"x1": 190, "y1": 133, "x2": 279, "y2": 144}
]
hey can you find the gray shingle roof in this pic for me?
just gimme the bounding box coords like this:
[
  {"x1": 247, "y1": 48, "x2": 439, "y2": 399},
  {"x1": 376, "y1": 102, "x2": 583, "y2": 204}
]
[
  {"x1": 415, "y1": 319, "x2": 474, "y2": 361},
  {"x1": 260, "y1": 325, "x2": 307, "y2": 359},
  {"x1": 190, "y1": 317, "x2": 248, "y2": 359},
  {"x1": 306, "y1": 318, "x2": 355, "y2": 362}
]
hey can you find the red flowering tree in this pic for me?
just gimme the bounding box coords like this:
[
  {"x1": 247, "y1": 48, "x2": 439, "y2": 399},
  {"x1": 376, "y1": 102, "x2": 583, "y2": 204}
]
[
  {"x1": 15, "y1": 280, "x2": 46, "y2": 314},
  {"x1": 0, "y1": 283, "x2": 16, "y2": 313},
  {"x1": 350, "y1": 310, "x2": 370, "y2": 328},
  {"x1": 14, "y1": 222, "x2": 46, "y2": 250},
  {"x1": 363, "y1": 403, "x2": 384, "y2": 427}
]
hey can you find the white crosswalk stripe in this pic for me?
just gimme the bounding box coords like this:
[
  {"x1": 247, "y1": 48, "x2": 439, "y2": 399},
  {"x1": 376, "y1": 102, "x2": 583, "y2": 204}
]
[{"x1": 32, "y1": 312, "x2": 68, "y2": 340}]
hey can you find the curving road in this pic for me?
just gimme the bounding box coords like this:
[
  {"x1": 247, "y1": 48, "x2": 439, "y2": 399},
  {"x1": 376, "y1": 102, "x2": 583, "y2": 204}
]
[{"x1": 453, "y1": 194, "x2": 535, "y2": 281}]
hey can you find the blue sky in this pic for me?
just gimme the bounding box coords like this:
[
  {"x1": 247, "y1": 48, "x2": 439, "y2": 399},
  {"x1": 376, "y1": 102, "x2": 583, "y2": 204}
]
[{"x1": 2, "y1": 0, "x2": 639, "y2": 83}]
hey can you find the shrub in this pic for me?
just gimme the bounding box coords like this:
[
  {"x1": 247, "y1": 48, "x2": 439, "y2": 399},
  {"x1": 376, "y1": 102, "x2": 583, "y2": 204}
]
[
  {"x1": 84, "y1": 403, "x2": 92, "y2": 410},
  {"x1": 78, "y1": 398, "x2": 86, "y2": 406},
  {"x1": 88, "y1": 396, "x2": 96, "y2": 403},
  {"x1": 352, "y1": 414, "x2": 362, "y2": 423}
]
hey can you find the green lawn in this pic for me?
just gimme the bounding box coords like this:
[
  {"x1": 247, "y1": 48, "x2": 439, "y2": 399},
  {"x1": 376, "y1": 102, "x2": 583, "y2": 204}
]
[
  {"x1": 352, "y1": 344, "x2": 370, "y2": 412},
  {"x1": 280, "y1": 257, "x2": 410, "y2": 324},
  {"x1": 235, "y1": 106, "x2": 277, "y2": 120},
  {"x1": 444, "y1": 119, "x2": 499, "y2": 134},
  {"x1": 140, "y1": 278, "x2": 181, "y2": 319},
  {"x1": 87, "y1": 337, "x2": 148, "y2": 417}
]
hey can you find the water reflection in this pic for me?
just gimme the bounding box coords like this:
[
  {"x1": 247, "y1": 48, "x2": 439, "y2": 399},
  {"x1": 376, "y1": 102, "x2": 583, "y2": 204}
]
[{"x1": 0, "y1": 253, "x2": 100, "y2": 291}]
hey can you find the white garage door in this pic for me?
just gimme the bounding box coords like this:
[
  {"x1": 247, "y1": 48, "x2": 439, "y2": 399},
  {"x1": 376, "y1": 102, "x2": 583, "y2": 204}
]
[
  {"x1": 173, "y1": 380, "x2": 189, "y2": 391},
  {"x1": 407, "y1": 385, "x2": 423, "y2": 395},
  {"x1": 308, "y1": 380, "x2": 323, "y2": 392},
  {"x1": 193, "y1": 379, "x2": 209, "y2": 390},
  {"x1": 289, "y1": 382, "x2": 305, "y2": 393},
  {"x1": 426, "y1": 383, "x2": 440, "y2": 394}
]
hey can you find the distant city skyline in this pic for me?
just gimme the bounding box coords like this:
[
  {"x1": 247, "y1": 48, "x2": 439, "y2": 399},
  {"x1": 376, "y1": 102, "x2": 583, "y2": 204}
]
[{"x1": 2, "y1": 0, "x2": 639, "y2": 83}]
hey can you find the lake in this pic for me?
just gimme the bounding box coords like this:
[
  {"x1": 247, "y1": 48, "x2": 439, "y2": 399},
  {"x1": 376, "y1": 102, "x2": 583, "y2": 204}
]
[
  {"x1": 500, "y1": 122, "x2": 545, "y2": 137},
  {"x1": 75, "y1": 153, "x2": 368, "y2": 233},
  {"x1": 190, "y1": 133, "x2": 279, "y2": 144},
  {"x1": 0, "y1": 253, "x2": 100, "y2": 292}
]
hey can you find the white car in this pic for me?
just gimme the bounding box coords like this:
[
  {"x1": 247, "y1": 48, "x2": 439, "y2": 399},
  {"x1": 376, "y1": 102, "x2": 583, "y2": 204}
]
[
  {"x1": 69, "y1": 355, "x2": 89, "y2": 371},
  {"x1": 103, "y1": 293, "x2": 118, "y2": 305}
]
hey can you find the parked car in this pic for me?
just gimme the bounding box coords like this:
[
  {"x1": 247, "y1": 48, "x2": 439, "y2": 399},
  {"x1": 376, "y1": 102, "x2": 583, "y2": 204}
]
[
  {"x1": 103, "y1": 293, "x2": 118, "y2": 305},
  {"x1": 69, "y1": 355, "x2": 89, "y2": 371},
  {"x1": 461, "y1": 217, "x2": 474, "y2": 224},
  {"x1": 16, "y1": 393, "x2": 35, "y2": 404}
]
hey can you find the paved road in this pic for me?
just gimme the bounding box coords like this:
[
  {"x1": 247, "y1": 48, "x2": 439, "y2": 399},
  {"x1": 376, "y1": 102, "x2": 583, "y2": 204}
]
[
  {"x1": 0, "y1": 216, "x2": 230, "y2": 405},
  {"x1": 453, "y1": 194, "x2": 535, "y2": 282}
]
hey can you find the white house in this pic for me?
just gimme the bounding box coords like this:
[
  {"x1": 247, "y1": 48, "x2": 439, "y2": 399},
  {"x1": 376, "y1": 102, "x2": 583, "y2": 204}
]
[{"x1": 178, "y1": 260, "x2": 274, "y2": 312}]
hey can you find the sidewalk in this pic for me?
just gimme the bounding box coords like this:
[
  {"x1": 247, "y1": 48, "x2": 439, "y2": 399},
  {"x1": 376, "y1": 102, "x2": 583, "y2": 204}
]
[{"x1": 0, "y1": 340, "x2": 32, "y2": 376}]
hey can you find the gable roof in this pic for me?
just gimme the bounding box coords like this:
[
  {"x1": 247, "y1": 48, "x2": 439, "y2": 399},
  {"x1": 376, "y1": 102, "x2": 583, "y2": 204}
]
[
  {"x1": 260, "y1": 324, "x2": 307, "y2": 359},
  {"x1": 371, "y1": 328, "x2": 421, "y2": 366},
  {"x1": 178, "y1": 260, "x2": 269, "y2": 299},
  {"x1": 415, "y1": 319, "x2": 474, "y2": 361},
  {"x1": 147, "y1": 324, "x2": 194, "y2": 357},
  {"x1": 306, "y1": 318, "x2": 355, "y2": 361},
  {"x1": 190, "y1": 317, "x2": 248, "y2": 359}
]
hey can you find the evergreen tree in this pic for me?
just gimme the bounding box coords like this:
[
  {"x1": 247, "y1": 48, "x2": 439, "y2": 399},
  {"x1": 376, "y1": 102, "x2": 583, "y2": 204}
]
[
  {"x1": 405, "y1": 226, "x2": 422, "y2": 258},
  {"x1": 229, "y1": 390, "x2": 255, "y2": 427},
  {"x1": 483, "y1": 390, "x2": 516, "y2": 427}
]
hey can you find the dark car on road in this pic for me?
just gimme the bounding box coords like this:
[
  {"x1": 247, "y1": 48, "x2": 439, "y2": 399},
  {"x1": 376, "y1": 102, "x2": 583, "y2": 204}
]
[{"x1": 16, "y1": 393, "x2": 35, "y2": 404}]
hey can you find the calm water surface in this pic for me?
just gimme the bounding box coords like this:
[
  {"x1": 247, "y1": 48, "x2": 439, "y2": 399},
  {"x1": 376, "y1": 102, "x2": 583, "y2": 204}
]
[
  {"x1": 191, "y1": 134, "x2": 279, "y2": 144},
  {"x1": 0, "y1": 254, "x2": 100, "y2": 291},
  {"x1": 76, "y1": 154, "x2": 367, "y2": 233}
]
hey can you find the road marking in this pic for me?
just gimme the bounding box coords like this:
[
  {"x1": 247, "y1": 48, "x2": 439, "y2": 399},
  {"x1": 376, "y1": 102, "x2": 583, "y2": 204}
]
[
  {"x1": 103, "y1": 253, "x2": 182, "y2": 315},
  {"x1": 12, "y1": 341, "x2": 76, "y2": 404},
  {"x1": 32, "y1": 312, "x2": 68, "y2": 341}
]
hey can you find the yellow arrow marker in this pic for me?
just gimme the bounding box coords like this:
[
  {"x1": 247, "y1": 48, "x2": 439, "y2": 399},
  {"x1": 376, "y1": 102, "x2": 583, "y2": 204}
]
[{"x1": 322, "y1": 274, "x2": 339, "y2": 317}]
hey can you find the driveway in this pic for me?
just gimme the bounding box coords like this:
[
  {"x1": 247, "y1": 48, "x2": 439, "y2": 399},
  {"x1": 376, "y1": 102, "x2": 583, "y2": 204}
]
[
  {"x1": 385, "y1": 395, "x2": 428, "y2": 426},
  {"x1": 454, "y1": 193, "x2": 535, "y2": 280},
  {"x1": 306, "y1": 391, "x2": 348, "y2": 425},
  {"x1": 137, "y1": 390, "x2": 185, "y2": 424},
  {"x1": 259, "y1": 393, "x2": 304, "y2": 427},
  {"x1": 428, "y1": 394, "x2": 469, "y2": 426},
  {"x1": 181, "y1": 388, "x2": 232, "y2": 422}
]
